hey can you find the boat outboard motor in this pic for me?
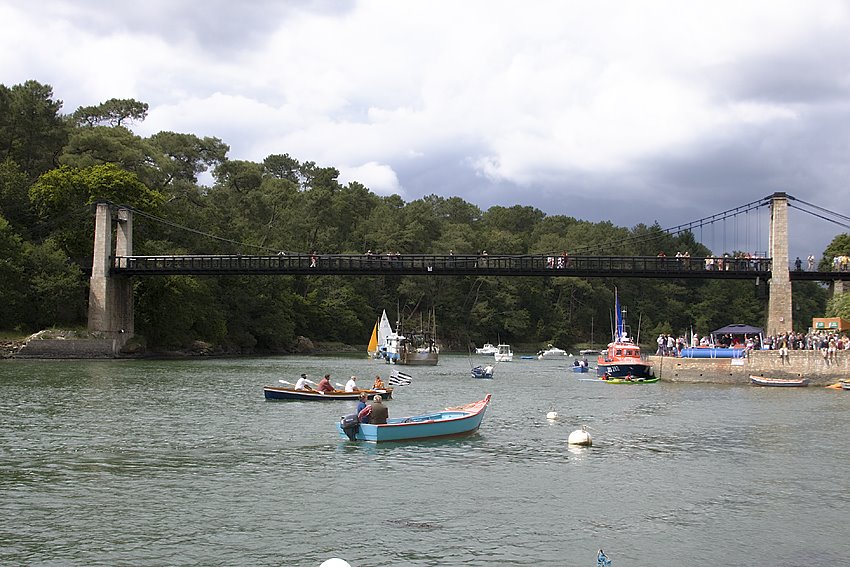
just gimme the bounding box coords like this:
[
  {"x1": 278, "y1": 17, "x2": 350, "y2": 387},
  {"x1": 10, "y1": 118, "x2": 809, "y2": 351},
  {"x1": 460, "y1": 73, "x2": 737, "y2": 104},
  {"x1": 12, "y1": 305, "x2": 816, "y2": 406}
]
[{"x1": 340, "y1": 414, "x2": 359, "y2": 441}]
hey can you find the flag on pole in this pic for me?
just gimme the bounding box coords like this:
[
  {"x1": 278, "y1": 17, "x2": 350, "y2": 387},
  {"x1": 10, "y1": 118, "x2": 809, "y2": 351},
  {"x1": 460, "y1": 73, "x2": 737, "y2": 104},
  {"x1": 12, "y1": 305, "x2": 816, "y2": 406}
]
[{"x1": 388, "y1": 369, "x2": 412, "y2": 386}]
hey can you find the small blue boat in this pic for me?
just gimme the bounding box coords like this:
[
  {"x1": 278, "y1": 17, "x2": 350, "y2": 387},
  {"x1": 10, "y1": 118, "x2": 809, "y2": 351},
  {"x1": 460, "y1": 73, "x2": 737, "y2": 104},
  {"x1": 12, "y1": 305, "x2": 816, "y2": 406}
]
[
  {"x1": 337, "y1": 395, "x2": 491, "y2": 442},
  {"x1": 571, "y1": 364, "x2": 589, "y2": 373},
  {"x1": 471, "y1": 365, "x2": 494, "y2": 379}
]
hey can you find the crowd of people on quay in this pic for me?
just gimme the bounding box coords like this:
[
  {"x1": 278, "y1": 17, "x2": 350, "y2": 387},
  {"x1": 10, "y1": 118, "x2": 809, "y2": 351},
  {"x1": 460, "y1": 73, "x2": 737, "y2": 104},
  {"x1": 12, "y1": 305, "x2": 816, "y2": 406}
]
[{"x1": 655, "y1": 329, "x2": 849, "y2": 362}]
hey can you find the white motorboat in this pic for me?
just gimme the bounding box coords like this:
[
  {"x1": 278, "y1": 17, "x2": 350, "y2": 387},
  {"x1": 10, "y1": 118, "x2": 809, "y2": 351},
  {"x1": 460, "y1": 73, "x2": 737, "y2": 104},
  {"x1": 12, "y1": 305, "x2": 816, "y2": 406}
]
[
  {"x1": 537, "y1": 345, "x2": 567, "y2": 359},
  {"x1": 494, "y1": 344, "x2": 513, "y2": 362},
  {"x1": 475, "y1": 343, "x2": 499, "y2": 355}
]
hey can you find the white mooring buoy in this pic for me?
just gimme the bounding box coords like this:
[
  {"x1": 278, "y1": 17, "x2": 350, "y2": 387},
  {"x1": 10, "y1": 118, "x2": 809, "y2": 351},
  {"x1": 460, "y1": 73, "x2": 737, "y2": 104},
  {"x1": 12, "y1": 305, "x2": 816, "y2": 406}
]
[
  {"x1": 546, "y1": 410, "x2": 558, "y2": 420},
  {"x1": 568, "y1": 425, "x2": 592, "y2": 446},
  {"x1": 319, "y1": 559, "x2": 351, "y2": 567}
]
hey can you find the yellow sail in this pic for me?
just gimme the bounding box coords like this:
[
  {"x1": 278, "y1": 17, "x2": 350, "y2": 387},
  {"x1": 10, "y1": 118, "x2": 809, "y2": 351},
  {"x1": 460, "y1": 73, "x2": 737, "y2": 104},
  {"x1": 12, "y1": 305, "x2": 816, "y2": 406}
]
[{"x1": 367, "y1": 320, "x2": 379, "y2": 357}]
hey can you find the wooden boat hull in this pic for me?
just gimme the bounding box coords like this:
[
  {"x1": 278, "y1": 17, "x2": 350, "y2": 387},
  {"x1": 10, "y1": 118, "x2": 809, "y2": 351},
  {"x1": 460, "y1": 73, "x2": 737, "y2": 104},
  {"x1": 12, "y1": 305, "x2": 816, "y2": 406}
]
[
  {"x1": 750, "y1": 375, "x2": 809, "y2": 387},
  {"x1": 398, "y1": 351, "x2": 439, "y2": 365},
  {"x1": 337, "y1": 395, "x2": 491, "y2": 442},
  {"x1": 264, "y1": 387, "x2": 393, "y2": 400}
]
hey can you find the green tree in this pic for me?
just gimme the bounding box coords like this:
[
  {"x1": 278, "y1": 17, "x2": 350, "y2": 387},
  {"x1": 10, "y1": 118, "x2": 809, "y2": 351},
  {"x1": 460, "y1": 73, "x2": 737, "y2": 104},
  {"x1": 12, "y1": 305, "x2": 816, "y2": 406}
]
[
  {"x1": 30, "y1": 163, "x2": 165, "y2": 259},
  {"x1": 0, "y1": 80, "x2": 69, "y2": 178},
  {"x1": 826, "y1": 290, "x2": 850, "y2": 321},
  {"x1": 72, "y1": 98, "x2": 149, "y2": 127},
  {"x1": 821, "y1": 234, "x2": 850, "y2": 271},
  {"x1": 61, "y1": 125, "x2": 154, "y2": 177},
  {"x1": 0, "y1": 215, "x2": 28, "y2": 328},
  {"x1": 23, "y1": 238, "x2": 86, "y2": 329},
  {"x1": 0, "y1": 158, "x2": 34, "y2": 237}
]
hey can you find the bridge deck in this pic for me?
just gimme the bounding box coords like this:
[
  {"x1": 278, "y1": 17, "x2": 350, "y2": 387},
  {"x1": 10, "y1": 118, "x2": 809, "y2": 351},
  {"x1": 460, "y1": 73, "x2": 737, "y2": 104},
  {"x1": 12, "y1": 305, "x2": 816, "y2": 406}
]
[
  {"x1": 109, "y1": 254, "x2": 850, "y2": 280},
  {"x1": 111, "y1": 253, "x2": 781, "y2": 278}
]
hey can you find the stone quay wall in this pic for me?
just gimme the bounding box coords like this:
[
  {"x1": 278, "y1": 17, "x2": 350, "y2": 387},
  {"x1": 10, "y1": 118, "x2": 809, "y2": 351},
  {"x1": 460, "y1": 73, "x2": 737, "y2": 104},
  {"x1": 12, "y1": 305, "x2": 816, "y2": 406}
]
[
  {"x1": 650, "y1": 350, "x2": 847, "y2": 385},
  {"x1": 15, "y1": 339, "x2": 120, "y2": 359}
]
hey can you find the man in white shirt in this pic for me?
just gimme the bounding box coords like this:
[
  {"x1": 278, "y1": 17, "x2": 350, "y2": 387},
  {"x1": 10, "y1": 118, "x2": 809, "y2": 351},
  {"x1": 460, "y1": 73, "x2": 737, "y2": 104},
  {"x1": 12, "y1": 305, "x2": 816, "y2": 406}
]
[
  {"x1": 344, "y1": 376, "x2": 358, "y2": 392},
  {"x1": 294, "y1": 374, "x2": 310, "y2": 390}
]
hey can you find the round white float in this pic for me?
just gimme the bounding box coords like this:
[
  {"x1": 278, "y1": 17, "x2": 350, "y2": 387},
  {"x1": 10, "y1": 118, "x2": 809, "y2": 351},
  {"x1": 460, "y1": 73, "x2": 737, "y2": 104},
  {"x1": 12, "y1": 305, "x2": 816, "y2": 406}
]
[
  {"x1": 568, "y1": 425, "x2": 592, "y2": 446},
  {"x1": 319, "y1": 559, "x2": 352, "y2": 567},
  {"x1": 546, "y1": 411, "x2": 558, "y2": 420}
]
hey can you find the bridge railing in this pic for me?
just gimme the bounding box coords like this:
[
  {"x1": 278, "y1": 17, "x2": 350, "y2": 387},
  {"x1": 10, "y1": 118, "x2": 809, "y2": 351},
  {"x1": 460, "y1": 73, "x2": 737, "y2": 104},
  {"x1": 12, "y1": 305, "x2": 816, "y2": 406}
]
[{"x1": 111, "y1": 253, "x2": 774, "y2": 278}]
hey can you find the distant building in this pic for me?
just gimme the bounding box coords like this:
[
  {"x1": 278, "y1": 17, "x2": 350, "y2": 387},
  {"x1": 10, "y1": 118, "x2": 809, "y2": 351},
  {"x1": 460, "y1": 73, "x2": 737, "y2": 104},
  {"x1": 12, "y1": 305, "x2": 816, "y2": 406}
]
[{"x1": 811, "y1": 317, "x2": 850, "y2": 332}]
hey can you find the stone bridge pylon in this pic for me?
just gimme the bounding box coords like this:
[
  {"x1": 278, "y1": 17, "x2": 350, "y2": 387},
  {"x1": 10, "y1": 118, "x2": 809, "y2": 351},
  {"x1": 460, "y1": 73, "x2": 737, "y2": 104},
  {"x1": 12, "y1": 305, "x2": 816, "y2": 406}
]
[
  {"x1": 766, "y1": 192, "x2": 792, "y2": 336},
  {"x1": 87, "y1": 202, "x2": 134, "y2": 345}
]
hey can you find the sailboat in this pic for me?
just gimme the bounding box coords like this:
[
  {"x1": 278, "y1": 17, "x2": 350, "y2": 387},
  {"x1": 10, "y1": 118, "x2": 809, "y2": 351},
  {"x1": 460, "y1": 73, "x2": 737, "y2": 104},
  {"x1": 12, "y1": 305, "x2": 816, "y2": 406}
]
[
  {"x1": 367, "y1": 321, "x2": 379, "y2": 358},
  {"x1": 382, "y1": 308, "x2": 439, "y2": 366},
  {"x1": 368, "y1": 310, "x2": 393, "y2": 359}
]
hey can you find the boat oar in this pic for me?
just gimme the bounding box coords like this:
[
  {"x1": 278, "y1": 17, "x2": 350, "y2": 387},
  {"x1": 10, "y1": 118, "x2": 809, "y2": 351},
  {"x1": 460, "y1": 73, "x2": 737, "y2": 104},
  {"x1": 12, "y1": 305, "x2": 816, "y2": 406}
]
[
  {"x1": 279, "y1": 379, "x2": 293, "y2": 385},
  {"x1": 335, "y1": 382, "x2": 346, "y2": 389}
]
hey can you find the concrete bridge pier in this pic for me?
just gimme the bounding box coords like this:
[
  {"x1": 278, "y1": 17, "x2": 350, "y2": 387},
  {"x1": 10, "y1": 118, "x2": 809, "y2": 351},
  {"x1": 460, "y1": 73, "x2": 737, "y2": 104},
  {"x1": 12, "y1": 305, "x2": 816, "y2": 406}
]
[{"x1": 87, "y1": 202, "x2": 134, "y2": 348}]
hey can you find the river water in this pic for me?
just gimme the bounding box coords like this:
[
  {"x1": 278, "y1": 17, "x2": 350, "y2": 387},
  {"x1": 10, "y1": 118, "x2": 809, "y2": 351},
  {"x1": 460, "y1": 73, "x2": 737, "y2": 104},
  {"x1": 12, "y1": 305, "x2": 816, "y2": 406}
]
[{"x1": 1, "y1": 354, "x2": 848, "y2": 567}]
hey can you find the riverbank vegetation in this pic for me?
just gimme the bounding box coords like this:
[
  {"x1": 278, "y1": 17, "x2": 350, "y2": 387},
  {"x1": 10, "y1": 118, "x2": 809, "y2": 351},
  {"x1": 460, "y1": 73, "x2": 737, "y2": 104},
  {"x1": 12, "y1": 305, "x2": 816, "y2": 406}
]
[{"x1": 0, "y1": 80, "x2": 838, "y2": 353}]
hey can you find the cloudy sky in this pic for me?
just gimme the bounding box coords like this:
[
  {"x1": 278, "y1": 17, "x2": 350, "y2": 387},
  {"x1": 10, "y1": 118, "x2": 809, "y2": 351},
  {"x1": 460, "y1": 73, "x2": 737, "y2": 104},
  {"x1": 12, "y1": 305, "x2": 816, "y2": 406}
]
[{"x1": 2, "y1": 0, "x2": 849, "y2": 260}]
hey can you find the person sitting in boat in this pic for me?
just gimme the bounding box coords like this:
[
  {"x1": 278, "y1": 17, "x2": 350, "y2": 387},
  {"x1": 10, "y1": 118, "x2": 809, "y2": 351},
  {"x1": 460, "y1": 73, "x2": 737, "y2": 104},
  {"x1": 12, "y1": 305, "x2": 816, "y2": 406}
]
[
  {"x1": 317, "y1": 374, "x2": 335, "y2": 392},
  {"x1": 369, "y1": 394, "x2": 389, "y2": 425},
  {"x1": 574, "y1": 359, "x2": 580, "y2": 367},
  {"x1": 356, "y1": 392, "x2": 370, "y2": 423},
  {"x1": 344, "y1": 375, "x2": 358, "y2": 392},
  {"x1": 294, "y1": 373, "x2": 311, "y2": 390},
  {"x1": 372, "y1": 375, "x2": 385, "y2": 390},
  {"x1": 581, "y1": 358, "x2": 589, "y2": 368}
]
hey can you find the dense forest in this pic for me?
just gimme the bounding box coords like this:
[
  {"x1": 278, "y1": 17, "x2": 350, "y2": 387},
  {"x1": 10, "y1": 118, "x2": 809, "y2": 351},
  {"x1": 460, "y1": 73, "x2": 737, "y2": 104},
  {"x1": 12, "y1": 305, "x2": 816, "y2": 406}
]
[{"x1": 1, "y1": 80, "x2": 847, "y2": 353}]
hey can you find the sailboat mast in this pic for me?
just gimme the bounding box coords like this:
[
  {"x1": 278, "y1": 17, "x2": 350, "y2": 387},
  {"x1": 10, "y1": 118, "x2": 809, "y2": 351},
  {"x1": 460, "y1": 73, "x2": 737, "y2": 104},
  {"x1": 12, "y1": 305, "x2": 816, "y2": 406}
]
[{"x1": 590, "y1": 316, "x2": 594, "y2": 349}]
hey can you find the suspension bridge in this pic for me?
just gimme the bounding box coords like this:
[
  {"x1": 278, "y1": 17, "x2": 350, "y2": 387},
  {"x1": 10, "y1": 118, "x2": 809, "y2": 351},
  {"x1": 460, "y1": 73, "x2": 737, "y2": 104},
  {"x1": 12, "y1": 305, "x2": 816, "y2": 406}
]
[{"x1": 88, "y1": 193, "x2": 850, "y2": 347}]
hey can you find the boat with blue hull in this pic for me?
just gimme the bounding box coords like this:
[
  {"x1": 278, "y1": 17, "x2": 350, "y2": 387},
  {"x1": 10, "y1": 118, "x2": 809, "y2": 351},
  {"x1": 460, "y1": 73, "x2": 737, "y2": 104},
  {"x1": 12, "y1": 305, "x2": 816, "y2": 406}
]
[
  {"x1": 596, "y1": 290, "x2": 654, "y2": 380},
  {"x1": 264, "y1": 386, "x2": 392, "y2": 401},
  {"x1": 337, "y1": 395, "x2": 491, "y2": 442},
  {"x1": 471, "y1": 365, "x2": 494, "y2": 379}
]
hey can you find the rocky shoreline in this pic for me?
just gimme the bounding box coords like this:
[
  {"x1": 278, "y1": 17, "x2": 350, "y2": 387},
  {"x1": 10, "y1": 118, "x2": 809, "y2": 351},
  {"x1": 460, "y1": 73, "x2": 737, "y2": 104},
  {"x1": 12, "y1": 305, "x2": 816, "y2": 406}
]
[
  {"x1": 1, "y1": 340, "x2": 24, "y2": 359},
  {"x1": 2, "y1": 329, "x2": 362, "y2": 359}
]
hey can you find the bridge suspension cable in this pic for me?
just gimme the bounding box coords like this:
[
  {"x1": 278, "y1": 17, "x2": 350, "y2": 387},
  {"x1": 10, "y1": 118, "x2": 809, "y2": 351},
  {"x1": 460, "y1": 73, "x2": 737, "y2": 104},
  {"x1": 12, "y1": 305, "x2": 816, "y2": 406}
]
[
  {"x1": 568, "y1": 196, "x2": 770, "y2": 255},
  {"x1": 107, "y1": 202, "x2": 287, "y2": 255},
  {"x1": 788, "y1": 198, "x2": 850, "y2": 231}
]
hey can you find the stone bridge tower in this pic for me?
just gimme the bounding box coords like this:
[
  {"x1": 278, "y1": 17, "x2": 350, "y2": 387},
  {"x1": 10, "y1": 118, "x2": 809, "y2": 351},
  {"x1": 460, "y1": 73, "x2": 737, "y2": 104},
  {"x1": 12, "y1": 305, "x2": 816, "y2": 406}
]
[
  {"x1": 766, "y1": 192, "x2": 792, "y2": 335},
  {"x1": 87, "y1": 202, "x2": 134, "y2": 345}
]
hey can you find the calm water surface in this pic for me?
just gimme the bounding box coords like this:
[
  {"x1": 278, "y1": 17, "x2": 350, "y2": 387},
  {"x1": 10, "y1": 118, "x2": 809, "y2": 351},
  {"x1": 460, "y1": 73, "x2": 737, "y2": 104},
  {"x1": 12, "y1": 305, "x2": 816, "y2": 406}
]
[{"x1": 1, "y1": 354, "x2": 848, "y2": 566}]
